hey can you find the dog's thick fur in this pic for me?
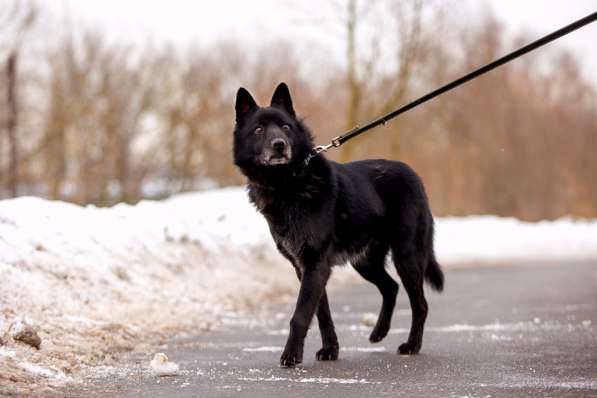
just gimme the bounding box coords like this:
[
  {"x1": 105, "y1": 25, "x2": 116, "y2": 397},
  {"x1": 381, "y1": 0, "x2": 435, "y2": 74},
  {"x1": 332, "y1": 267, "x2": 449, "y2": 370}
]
[{"x1": 233, "y1": 83, "x2": 444, "y2": 367}]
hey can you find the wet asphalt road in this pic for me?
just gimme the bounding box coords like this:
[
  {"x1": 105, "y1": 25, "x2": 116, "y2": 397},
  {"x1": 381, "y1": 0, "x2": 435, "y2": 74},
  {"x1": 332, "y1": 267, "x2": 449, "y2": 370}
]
[{"x1": 71, "y1": 262, "x2": 597, "y2": 397}]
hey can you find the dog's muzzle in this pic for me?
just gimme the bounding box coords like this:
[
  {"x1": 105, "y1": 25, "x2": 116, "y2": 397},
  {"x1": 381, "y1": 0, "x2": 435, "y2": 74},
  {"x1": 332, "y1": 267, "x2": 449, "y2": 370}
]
[{"x1": 262, "y1": 138, "x2": 292, "y2": 165}]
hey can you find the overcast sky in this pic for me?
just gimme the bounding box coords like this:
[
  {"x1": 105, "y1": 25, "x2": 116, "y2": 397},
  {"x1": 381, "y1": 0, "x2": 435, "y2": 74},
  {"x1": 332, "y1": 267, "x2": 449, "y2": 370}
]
[{"x1": 44, "y1": 0, "x2": 597, "y2": 82}]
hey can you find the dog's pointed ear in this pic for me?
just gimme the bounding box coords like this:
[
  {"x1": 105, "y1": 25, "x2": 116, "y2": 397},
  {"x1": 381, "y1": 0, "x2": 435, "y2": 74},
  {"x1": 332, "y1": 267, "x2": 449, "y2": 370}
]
[
  {"x1": 235, "y1": 87, "x2": 257, "y2": 122},
  {"x1": 270, "y1": 82, "x2": 295, "y2": 116}
]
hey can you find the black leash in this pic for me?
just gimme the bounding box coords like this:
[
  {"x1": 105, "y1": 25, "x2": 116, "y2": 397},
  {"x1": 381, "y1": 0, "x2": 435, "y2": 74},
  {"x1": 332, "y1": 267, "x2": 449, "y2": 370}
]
[{"x1": 305, "y1": 11, "x2": 597, "y2": 165}]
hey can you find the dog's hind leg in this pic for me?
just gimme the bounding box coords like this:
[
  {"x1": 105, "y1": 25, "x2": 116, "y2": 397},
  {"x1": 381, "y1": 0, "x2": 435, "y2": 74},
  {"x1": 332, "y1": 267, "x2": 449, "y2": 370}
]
[
  {"x1": 391, "y1": 249, "x2": 428, "y2": 355},
  {"x1": 351, "y1": 243, "x2": 398, "y2": 343}
]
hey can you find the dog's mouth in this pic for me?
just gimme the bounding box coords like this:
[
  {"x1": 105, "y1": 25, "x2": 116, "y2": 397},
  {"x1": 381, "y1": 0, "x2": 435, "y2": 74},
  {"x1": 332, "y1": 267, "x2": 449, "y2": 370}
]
[
  {"x1": 262, "y1": 155, "x2": 290, "y2": 166},
  {"x1": 261, "y1": 148, "x2": 292, "y2": 166}
]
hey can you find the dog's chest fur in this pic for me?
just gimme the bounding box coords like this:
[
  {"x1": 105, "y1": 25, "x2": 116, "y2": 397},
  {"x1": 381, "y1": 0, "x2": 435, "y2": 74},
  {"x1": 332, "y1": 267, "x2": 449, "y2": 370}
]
[
  {"x1": 247, "y1": 179, "x2": 372, "y2": 268},
  {"x1": 248, "y1": 176, "x2": 332, "y2": 260}
]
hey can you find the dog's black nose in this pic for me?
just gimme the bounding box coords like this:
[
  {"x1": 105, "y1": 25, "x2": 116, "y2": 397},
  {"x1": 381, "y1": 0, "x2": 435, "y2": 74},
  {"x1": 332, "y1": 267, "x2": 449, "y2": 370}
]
[{"x1": 272, "y1": 138, "x2": 286, "y2": 152}]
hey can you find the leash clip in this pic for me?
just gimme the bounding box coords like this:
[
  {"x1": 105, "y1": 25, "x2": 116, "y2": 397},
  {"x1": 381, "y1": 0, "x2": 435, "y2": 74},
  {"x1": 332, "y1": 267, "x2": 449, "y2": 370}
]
[{"x1": 303, "y1": 136, "x2": 342, "y2": 167}]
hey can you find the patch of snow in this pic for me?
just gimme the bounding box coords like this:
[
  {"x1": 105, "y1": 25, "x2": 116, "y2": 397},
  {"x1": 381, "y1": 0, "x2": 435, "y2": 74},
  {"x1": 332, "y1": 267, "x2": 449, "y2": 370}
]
[
  {"x1": 297, "y1": 377, "x2": 380, "y2": 384},
  {"x1": 238, "y1": 376, "x2": 380, "y2": 384},
  {"x1": 341, "y1": 346, "x2": 387, "y2": 352},
  {"x1": 0, "y1": 187, "x2": 306, "y2": 388},
  {"x1": 546, "y1": 381, "x2": 597, "y2": 389},
  {"x1": 242, "y1": 345, "x2": 386, "y2": 353},
  {"x1": 385, "y1": 321, "x2": 590, "y2": 334},
  {"x1": 18, "y1": 362, "x2": 64, "y2": 379},
  {"x1": 430, "y1": 323, "x2": 523, "y2": 333},
  {"x1": 266, "y1": 329, "x2": 290, "y2": 336},
  {"x1": 0, "y1": 347, "x2": 17, "y2": 358},
  {"x1": 238, "y1": 376, "x2": 288, "y2": 382},
  {"x1": 436, "y1": 215, "x2": 597, "y2": 265},
  {"x1": 242, "y1": 346, "x2": 283, "y2": 352},
  {"x1": 360, "y1": 312, "x2": 377, "y2": 327},
  {"x1": 489, "y1": 333, "x2": 513, "y2": 341},
  {"x1": 481, "y1": 378, "x2": 597, "y2": 390},
  {"x1": 9, "y1": 320, "x2": 27, "y2": 335},
  {"x1": 350, "y1": 324, "x2": 409, "y2": 333},
  {"x1": 149, "y1": 353, "x2": 179, "y2": 377}
]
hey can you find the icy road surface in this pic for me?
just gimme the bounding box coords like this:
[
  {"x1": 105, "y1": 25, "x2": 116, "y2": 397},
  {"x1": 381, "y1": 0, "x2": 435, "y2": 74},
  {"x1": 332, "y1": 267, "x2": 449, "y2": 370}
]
[{"x1": 70, "y1": 261, "x2": 597, "y2": 398}]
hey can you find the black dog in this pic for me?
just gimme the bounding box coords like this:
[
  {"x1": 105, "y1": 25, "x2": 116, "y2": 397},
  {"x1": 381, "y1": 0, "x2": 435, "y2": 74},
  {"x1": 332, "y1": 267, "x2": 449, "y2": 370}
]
[{"x1": 233, "y1": 83, "x2": 444, "y2": 367}]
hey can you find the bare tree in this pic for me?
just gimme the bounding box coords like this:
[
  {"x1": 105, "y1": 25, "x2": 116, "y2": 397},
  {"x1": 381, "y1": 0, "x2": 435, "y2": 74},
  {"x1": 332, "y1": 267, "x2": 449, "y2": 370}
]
[
  {"x1": 331, "y1": 0, "x2": 436, "y2": 161},
  {"x1": 1, "y1": 1, "x2": 36, "y2": 197},
  {"x1": 2, "y1": 3, "x2": 595, "y2": 219}
]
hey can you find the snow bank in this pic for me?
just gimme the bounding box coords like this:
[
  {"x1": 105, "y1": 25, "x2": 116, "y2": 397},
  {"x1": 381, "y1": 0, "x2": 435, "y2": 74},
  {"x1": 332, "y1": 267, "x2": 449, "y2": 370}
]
[
  {"x1": 1, "y1": 186, "x2": 596, "y2": 393},
  {"x1": 0, "y1": 187, "x2": 293, "y2": 332},
  {"x1": 436, "y1": 216, "x2": 597, "y2": 265},
  {"x1": 0, "y1": 187, "x2": 295, "y2": 394}
]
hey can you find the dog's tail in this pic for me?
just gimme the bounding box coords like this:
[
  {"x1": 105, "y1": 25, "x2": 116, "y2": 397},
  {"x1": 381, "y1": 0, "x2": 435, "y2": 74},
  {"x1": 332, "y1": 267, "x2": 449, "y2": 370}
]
[
  {"x1": 425, "y1": 254, "x2": 444, "y2": 292},
  {"x1": 424, "y1": 215, "x2": 444, "y2": 292}
]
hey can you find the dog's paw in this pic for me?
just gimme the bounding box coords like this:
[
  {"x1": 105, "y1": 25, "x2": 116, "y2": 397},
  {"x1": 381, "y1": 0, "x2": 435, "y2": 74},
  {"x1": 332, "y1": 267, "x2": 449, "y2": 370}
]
[
  {"x1": 316, "y1": 345, "x2": 339, "y2": 361},
  {"x1": 369, "y1": 324, "x2": 389, "y2": 343},
  {"x1": 280, "y1": 348, "x2": 303, "y2": 367},
  {"x1": 398, "y1": 341, "x2": 421, "y2": 355}
]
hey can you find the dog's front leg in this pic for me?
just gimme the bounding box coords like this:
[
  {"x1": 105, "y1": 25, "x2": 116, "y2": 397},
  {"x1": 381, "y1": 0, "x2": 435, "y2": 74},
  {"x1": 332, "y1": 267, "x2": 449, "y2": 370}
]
[
  {"x1": 315, "y1": 290, "x2": 339, "y2": 361},
  {"x1": 280, "y1": 262, "x2": 330, "y2": 367}
]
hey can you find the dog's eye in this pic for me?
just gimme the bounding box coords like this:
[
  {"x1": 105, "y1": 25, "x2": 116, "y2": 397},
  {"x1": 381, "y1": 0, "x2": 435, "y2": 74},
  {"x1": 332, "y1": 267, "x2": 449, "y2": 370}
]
[
  {"x1": 254, "y1": 126, "x2": 264, "y2": 135},
  {"x1": 281, "y1": 124, "x2": 291, "y2": 132}
]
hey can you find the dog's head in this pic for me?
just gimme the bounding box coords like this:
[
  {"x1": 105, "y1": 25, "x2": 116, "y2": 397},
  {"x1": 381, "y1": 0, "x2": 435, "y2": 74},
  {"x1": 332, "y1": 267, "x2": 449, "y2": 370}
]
[{"x1": 233, "y1": 83, "x2": 314, "y2": 173}]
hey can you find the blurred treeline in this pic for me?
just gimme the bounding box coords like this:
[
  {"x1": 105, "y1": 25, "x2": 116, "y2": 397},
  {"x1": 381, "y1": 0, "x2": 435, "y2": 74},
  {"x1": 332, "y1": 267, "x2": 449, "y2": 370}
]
[{"x1": 0, "y1": 1, "x2": 596, "y2": 220}]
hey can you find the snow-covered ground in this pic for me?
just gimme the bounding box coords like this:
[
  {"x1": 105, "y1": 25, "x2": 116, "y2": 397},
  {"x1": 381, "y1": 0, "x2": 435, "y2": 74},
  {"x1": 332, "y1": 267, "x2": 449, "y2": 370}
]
[
  {"x1": 436, "y1": 215, "x2": 597, "y2": 265},
  {"x1": 1, "y1": 186, "x2": 596, "y2": 394}
]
